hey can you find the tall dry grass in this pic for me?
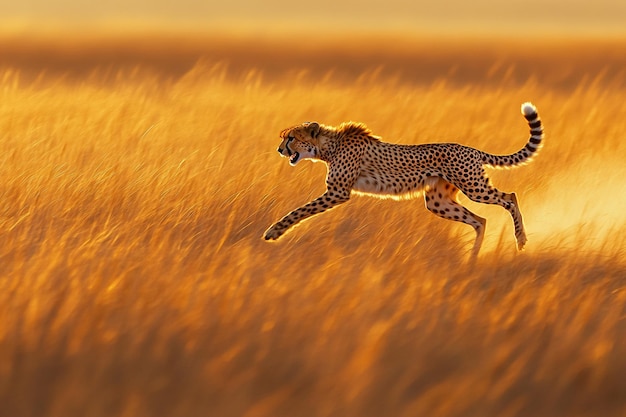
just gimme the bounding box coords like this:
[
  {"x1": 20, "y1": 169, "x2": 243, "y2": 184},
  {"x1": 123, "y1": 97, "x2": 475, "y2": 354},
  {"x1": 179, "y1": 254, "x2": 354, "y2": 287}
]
[{"x1": 0, "y1": 36, "x2": 625, "y2": 417}]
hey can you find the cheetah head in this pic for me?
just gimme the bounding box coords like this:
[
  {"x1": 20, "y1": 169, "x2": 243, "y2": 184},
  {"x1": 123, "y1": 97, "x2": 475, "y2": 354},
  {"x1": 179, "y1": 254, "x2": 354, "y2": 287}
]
[{"x1": 277, "y1": 122, "x2": 322, "y2": 166}]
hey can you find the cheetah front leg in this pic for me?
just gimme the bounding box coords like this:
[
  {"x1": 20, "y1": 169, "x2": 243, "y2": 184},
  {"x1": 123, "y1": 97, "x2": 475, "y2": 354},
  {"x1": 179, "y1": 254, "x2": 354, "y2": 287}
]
[{"x1": 264, "y1": 191, "x2": 350, "y2": 241}]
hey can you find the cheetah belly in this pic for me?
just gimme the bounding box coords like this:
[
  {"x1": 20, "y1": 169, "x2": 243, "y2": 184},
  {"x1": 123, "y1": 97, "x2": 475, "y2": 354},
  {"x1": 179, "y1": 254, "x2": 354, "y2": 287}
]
[{"x1": 352, "y1": 171, "x2": 426, "y2": 200}]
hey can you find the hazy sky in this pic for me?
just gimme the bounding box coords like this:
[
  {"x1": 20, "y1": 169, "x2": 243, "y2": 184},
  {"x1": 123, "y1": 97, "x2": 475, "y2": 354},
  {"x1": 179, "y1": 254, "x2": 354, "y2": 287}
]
[{"x1": 2, "y1": 0, "x2": 626, "y2": 35}]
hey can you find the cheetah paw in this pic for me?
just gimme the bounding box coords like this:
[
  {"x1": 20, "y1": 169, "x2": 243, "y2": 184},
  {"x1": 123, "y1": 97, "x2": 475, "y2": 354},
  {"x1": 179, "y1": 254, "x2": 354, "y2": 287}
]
[{"x1": 263, "y1": 224, "x2": 285, "y2": 241}]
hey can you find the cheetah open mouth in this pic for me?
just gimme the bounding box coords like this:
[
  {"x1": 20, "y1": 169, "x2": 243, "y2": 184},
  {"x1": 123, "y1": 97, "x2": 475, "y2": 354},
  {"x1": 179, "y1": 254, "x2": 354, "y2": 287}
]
[{"x1": 289, "y1": 152, "x2": 300, "y2": 165}]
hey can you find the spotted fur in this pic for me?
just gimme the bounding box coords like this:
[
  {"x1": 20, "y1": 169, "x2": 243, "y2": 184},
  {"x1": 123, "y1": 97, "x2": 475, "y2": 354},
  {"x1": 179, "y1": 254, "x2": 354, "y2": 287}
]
[{"x1": 264, "y1": 103, "x2": 544, "y2": 256}]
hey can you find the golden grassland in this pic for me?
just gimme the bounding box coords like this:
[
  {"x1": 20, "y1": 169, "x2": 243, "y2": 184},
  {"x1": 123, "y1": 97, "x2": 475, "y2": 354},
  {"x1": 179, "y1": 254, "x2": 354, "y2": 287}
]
[{"x1": 0, "y1": 34, "x2": 625, "y2": 417}]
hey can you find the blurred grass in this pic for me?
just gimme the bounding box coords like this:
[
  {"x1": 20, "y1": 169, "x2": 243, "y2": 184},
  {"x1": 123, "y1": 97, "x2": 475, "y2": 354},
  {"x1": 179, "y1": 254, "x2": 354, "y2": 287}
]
[{"x1": 0, "y1": 35, "x2": 625, "y2": 417}]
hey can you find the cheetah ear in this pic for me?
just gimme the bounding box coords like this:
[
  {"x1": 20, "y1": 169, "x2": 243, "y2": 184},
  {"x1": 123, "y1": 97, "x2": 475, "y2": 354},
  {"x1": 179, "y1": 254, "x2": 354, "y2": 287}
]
[{"x1": 307, "y1": 122, "x2": 320, "y2": 139}]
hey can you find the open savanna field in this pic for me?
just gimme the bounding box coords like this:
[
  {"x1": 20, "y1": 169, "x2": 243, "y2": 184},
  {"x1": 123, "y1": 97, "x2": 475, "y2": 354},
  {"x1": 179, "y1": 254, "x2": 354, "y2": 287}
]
[{"x1": 0, "y1": 32, "x2": 625, "y2": 417}]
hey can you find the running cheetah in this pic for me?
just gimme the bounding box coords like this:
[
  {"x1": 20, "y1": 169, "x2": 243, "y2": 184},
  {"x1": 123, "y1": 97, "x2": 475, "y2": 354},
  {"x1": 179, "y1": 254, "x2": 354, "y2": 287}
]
[{"x1": 264, "y1": 103, "x2": 544, "y2": 256}]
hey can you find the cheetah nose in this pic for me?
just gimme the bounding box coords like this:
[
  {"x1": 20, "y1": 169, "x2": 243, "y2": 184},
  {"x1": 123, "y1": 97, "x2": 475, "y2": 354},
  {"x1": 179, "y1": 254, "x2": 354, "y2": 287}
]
[{"x1": 277, "y1": 147, "x2": 283, "y2": 153}]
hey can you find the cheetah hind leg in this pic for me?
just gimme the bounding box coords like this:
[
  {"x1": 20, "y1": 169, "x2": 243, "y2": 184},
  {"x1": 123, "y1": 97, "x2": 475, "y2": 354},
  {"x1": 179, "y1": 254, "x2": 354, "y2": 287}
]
[
  {"x1": 509, "y1": 192, "x2": 527, "y2": 250},
  {"x1": 455, "y1": 176, "x2": 527, "y2": 251},
  {"x1": 424, "y1": 179, "x2": 487, "y2": 258}
]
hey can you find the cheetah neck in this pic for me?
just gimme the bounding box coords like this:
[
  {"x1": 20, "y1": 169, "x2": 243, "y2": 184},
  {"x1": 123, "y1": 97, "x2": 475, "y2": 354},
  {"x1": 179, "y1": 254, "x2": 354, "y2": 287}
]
[{"x1": 316, "y1": 127, "x2": 340, "y2": 162}]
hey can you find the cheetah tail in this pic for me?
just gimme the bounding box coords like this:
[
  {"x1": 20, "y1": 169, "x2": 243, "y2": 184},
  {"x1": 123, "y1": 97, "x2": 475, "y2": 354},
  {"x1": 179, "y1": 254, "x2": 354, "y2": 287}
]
[{"x1": 482, "y1": 102, "x2": 544, "y2": 168}]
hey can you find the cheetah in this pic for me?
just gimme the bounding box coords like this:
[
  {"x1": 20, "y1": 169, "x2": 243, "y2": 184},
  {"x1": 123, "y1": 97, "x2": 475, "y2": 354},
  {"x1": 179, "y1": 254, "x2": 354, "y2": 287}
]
[{"x1": 263, "y1": 103, "x2": 544, "y2": 257}]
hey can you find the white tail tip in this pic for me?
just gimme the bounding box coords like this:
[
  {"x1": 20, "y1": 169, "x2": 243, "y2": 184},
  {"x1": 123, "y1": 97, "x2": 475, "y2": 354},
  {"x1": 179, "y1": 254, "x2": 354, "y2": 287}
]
[{"x1": 521, "y1": 102, "x2": 537, "y2": 116}]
